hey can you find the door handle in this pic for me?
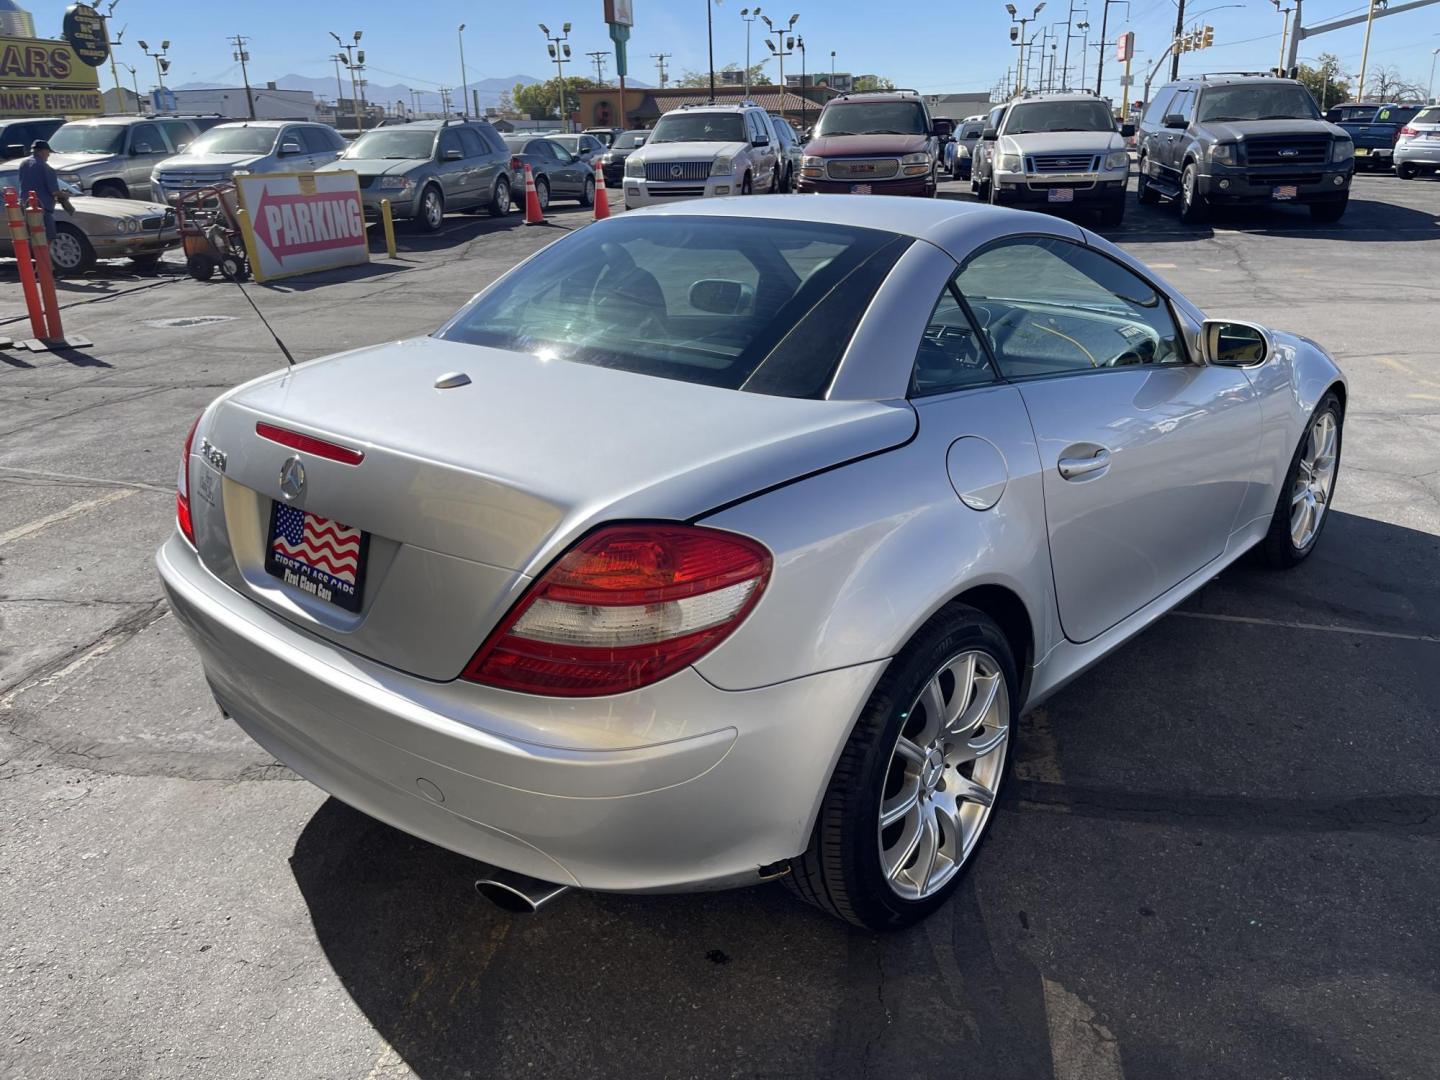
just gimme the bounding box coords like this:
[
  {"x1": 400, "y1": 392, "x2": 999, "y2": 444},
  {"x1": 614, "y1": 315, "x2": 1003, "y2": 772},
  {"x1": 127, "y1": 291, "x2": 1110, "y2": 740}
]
[{"x1": 1058, "y1": 448, "x2": 1111, "y2": 480}]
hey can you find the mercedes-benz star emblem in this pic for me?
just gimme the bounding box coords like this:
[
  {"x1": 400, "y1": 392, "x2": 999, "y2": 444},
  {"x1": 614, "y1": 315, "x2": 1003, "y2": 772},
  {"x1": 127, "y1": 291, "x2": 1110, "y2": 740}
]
[
  {"x1": 278, "y1": 456, "x2": 306, "y2": 501},
  {"x1": 670, "y1": 164, "x2": 684, "y2": 178}
]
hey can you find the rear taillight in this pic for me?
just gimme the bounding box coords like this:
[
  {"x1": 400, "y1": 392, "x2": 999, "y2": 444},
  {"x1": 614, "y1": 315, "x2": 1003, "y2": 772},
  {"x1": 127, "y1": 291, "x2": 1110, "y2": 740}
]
[
  {"x1": 176, "y1": 415, "x2": 200, "y2": 546},
  {"x1": 510, "y1": 155, "x2": 523, "y2": 171},
  {"x1": 463, "y1": 524, "x2": 772, "y2": 697},
  {"x1": 1399, "y1": 126, "x2": 1418, "y2": 139}
]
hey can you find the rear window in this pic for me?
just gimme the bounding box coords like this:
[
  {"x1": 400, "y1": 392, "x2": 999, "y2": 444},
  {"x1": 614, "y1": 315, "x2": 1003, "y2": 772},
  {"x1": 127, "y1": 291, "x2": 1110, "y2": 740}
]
[
  {"x1": 1415, "y1": 107, "x2": 1440, "y2": 125},
  {"x1": 437, "y1": 216, "x2": 912, "y2": 398}
]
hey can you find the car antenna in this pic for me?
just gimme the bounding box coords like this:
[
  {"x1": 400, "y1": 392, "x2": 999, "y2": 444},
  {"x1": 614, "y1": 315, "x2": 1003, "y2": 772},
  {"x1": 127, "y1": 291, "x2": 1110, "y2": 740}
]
[{"x1": 229, "y1": 274, "x2": 296, "y2": 367}]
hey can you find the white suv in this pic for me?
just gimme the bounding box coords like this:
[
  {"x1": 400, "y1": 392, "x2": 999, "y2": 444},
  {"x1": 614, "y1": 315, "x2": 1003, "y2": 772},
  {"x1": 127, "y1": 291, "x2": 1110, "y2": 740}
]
[
  {"x1": 977, "y1": 92, "x2": 1131, "y2": 227},
  {"x1": 624, "y1": 103, "x2": 782, "y2": 208}
]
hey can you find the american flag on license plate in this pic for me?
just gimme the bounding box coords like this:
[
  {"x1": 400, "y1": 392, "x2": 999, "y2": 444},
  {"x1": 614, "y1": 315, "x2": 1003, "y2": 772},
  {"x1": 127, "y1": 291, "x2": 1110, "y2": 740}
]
[{"x1": 271, "y1": 505, "x2": 362, "y2": 584}]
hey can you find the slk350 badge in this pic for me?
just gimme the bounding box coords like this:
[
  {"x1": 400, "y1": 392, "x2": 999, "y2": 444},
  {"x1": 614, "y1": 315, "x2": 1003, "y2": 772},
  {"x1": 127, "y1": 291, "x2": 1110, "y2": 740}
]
[{"x1": 199, "y1": 438, "x2": 227, "y2": 473}]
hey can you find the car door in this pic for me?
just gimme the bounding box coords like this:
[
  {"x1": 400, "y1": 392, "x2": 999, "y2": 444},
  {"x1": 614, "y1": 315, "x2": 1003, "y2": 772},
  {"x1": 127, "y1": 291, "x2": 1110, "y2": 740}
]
[
  {"x1": 300, "y1": 126, "x2": 342, "y2": 169},
  {"x1": 456, "y1": 127, "x2": 493, "y2": 208},
  {"x1": 126, "y1": 121, "x2": 176, "y2": 197},
  {"x1": 750, "y1": 111, "x2": 778, "y2": 188},
  {"x1": 435, "y1": 128, "x2": 470, "y2": 203},
  {"x1": 1137, "y1": 89, "x2": 1174, "y2": 181},
  {"x1": 540, "y1": 140, "x2": 582, "y2": 195},
  {"x1": 1157, "y1": 88, "x2": 1194, "y2": 182},
  {"x1": 953, "y1": 235, "x2": 1260, "y2": 643}
]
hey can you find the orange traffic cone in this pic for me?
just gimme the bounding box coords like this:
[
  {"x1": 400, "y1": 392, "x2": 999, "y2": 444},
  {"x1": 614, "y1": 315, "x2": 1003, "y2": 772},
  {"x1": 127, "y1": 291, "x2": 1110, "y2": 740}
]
[
  {"x1": 592, "y1": 159, "x2": 610, "y2": 221},
  {"x1": 523, "y1": 163, "x2": 545, "y2": 225}
]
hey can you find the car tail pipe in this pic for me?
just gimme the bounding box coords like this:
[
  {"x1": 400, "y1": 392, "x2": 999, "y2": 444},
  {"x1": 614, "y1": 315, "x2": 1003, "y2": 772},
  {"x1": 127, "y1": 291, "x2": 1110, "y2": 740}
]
[{"x1": 474, "y1": 867, "x2": 572, "y2": 913}]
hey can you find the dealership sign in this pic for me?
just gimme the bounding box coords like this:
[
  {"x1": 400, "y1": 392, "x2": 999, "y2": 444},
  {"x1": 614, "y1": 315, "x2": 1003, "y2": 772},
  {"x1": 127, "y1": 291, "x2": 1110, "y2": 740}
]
[
  {"x1": 0, "y1": 34, "x2": 101, "y2": 117},
  {"x1": 235, "y1": 171, "x2": 370, "y2": 283},
  {"x1": 62, "y1": 4, "x2": 110, "y2": 67}
]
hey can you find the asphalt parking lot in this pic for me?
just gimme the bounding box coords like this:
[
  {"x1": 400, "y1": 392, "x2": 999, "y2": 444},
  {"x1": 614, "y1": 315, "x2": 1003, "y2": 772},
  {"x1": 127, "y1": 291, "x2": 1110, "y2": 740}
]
[{"x1": 2, "y1": 172, "x2": 1438, "y2": 1080}]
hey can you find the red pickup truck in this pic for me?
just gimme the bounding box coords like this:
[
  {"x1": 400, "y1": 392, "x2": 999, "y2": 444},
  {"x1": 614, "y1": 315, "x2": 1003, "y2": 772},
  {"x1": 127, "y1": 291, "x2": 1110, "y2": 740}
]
[{"x1": 796, "y1": 90, "x2": 952, "y2": 197}]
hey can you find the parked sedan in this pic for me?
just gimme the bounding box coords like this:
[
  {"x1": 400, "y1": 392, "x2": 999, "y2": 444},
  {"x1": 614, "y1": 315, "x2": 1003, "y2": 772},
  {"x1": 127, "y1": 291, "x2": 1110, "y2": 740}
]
[
  {"x1": 160, "y1": 196, "x2": 1344, "y2": 931},
  {"x1": 546, "y1": 133, "x2": 607, "y2": 168},
  {"x1": 502, "y1": 134, "x2": 595, "y2": 209},
  {"x1": 599, "y1": 129, "x2": 648, "y2": 186},
  {"x1": 0, "y1": 170, "x2": 176, "y2": 274}
]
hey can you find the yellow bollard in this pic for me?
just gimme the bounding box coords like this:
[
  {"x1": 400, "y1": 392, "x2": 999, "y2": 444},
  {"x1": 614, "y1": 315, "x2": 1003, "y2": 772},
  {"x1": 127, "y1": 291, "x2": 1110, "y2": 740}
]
[{"x1": 379, "y1": 198, "x2": 397, "y2": 259}]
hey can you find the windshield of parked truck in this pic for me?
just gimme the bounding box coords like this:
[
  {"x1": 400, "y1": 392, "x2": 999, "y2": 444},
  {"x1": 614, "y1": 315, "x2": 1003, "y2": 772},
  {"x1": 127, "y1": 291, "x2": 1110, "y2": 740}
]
[
  {"x1": 648, "y1": 113, "x2": 747, "y2": 143},
  {"x1": 816, "y1": 101, "x2": 927, "y2": 137},
  {"x1": 1004, "y1": 100, "x2": 1115, "y2": 134},
  {"x1": 187, "y1": 127, "x2": 280, "y2": 155},
  {"x1": 342, "y1": 129, "x2": 435, "y2": 160},
  {"x1": 49, "y1": 124, "x2": 126, "y2": 155},
  {"x1": 1198, "y1": 84, "x2": 1320, "y2": 122},
  {"x1": 613, "y1": 131, "x2": 648, "y2": 149}
]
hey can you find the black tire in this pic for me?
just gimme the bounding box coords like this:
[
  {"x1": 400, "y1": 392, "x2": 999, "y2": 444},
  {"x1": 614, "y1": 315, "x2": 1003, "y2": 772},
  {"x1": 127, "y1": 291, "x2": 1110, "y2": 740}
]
[
  {"x1": 186, "y1": 253, "x2": 216, "y2": 281},
  {"x1": 988, "y1": 180, "x2": 1004, "y2": 206},
  {"x1": 1309, "y1": 197, "x2": 1347, "y2": 223},
  {"x1": 1396, "y1": 162, "x2": 1418, "y2": 180},
  {"x1": 218, "y1": 253, "x2": 250, "y2": 281},
  {"x1": 1258, "y1": 391, "x2": 1343, "y2": 569},
  {"x1": 487, "y1": 176, "x2": 512, "y2": 216},
  {"x1": 535, "y1": 176, "x2": 550, "y2": 212},
  {"x1": 1178, "y1": 161, "x2": 1207, "y2": 223},
  {"x1": 786, "y1": 604, "x2": 1018, "y2": 931},
  {"x1": 741, "y1": 172, "x2": 753, "y2": 196},
  {"x1": 1136, "y1": 158, "x2": 1160, "y2": 204},
  {"x1": 49, "y1": 222, "x2": 96, "y2": 276},
  {"x1": 416, "y1": 185, "x2": 445, "y2": 232},
  {"x1": 579, "y1": 174, "x2": 595, "y2": 207},
  {"x1": 91, "y1": 180, "x2": 128, "y2": 199},
  {"x1": 783, "y1": 165, "x2": 794, "y2": 193},
  {"x1": 1099, "y1": 198, "x2": 1125, "y2": 228}
]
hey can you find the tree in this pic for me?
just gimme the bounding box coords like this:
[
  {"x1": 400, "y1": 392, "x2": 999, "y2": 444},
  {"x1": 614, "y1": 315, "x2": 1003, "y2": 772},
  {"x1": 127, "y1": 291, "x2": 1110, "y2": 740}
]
[
  {"x1": 673, "y1": 62, "x2": 766, "y2": 88},
  {"x1": 853, "y1": 75, "x2": 896, "y2": 92},
  {"x1": 1365, "y1": 65, "x2": 1425, "y2": 102},
  {"x1": 512, "y1": 76, "x2": 597, "y2": 120},
  {"x1": 495, "y1": 90, "x2": 520, "y2": 119},
  {"x1": 1296, "y1": 53, "x2": 1348, "y2": 111}
]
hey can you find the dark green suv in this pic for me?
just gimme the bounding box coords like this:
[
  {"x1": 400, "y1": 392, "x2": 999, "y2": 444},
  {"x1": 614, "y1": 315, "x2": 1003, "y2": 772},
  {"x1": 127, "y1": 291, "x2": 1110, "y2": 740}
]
[{"x1": 1136, "y1": 75, "x2": 1354, "y2": 224}]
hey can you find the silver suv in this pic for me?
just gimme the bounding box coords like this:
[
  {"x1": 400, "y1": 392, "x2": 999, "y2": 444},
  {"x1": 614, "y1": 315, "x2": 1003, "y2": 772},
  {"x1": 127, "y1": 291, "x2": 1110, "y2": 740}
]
[
  {"x1": 972, "y1": 92, "x2": 1131, "y2": 226},
  {"x1": 48, "y1": 116, "x2": 209, "y2": 200},
  {"x1": 623, "y1": 102, "x2": 781, "y2": 207},
  {"x1": 152, "y1": 121, "x2": 346, "y2": 203}
]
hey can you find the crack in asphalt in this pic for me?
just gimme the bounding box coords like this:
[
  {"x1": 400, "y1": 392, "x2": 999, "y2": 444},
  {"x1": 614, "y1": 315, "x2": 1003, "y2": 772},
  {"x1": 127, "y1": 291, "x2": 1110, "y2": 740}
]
[{"x1": 0, "y1": 598, "x2": 168, "y2": 700}]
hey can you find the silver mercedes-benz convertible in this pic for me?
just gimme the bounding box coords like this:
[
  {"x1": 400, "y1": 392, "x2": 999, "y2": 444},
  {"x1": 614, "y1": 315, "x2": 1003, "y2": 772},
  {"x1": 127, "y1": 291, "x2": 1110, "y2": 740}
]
[{"x1": 159, "y1": 196, "x2": 1344, "y2": 930}]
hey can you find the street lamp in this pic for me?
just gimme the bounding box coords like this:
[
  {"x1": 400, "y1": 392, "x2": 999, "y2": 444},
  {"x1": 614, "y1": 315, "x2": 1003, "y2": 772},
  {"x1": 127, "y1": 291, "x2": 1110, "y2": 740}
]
[
  {"x1": 458, "y1": 24, "x2": 468, "y2": 117},
  {"x1": 1270, "y1": 0, "x2": 1294, "y2": 74},
  {"x1": 121, "y1": 62, "x2": 140, "y2": 108},
  {"x1": 1075, "y1": 19, "x2": 1091, "y2": 87},
  {"x1": 796, "y1": 36, "x2": 807, "y2": 129},
  {"x1": 1428, "y1": 45, "x2": 1439, "y2": 104},
  {"x1": 539, "y1": 23, "x2": 572, "y2": 131},
  {"x1": 329, "y1": 30, "x2": 366, "y2": 132},
  {"x1": 761, "y1": 13, "x2": 799, "y2": 96},
  {"x1": 137, "y1": 39, "x2": 169, "y2": 90},
  {"x1": 1006, "y1": 4, "x2": 1045, "y2": 95},
  {"x1": 741, "y1": 8, "x2": 761, "y2": 97}
]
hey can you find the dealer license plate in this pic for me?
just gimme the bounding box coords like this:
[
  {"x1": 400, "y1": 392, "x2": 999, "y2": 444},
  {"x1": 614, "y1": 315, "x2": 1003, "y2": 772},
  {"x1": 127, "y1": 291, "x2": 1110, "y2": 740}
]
[
  {"x1": 1048, "y1": 188, "x2": 1074, "y2": 203},
  {"x1": 265, "y1": 502, "x2": 369, "y2": 613},
  {"x1": 1272, "y1": 185, "x2": 1298, "y2": 201},
  {"x1": 850, "y1": 183, "x2": 872, "y2": 194}
]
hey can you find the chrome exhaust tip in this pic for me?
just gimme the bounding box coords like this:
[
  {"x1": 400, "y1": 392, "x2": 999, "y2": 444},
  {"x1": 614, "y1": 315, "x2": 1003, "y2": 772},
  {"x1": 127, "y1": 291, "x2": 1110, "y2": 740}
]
[{"x1": 475, "y1": 868, "x2": 571, "y2": 913}]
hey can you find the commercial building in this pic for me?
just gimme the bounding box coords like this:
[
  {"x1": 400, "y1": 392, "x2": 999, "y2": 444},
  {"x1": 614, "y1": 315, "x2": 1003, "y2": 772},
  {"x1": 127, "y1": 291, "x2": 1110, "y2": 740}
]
[
  {"x1": 163, "y1": 85, "x2": 317, "y2": 121},
  {"x1": 575, "y1": 83, "x2": 837, "y2": 131}
]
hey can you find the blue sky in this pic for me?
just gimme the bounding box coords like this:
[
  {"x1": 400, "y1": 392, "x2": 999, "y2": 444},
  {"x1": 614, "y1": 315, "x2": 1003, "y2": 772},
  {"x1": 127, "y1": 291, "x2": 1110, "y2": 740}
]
[{"x1": 35, "y1": 0, "x2": 1440, "y2": 101}]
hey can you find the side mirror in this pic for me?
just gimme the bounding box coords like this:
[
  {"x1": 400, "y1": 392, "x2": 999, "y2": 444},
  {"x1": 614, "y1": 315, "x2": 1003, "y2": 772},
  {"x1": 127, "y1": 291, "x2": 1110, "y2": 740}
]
[
  {"x1": 442, "y1": 148, "x2": 464, "y2": 160},
  {"x1": 933, "y1": 119, "x2": 955, "y2": 139},
  {"x1": 752, "y1": 135, "x2": 770, "y2": 147},
  {"x1": 133, "y1": 143, "x2": 154, "y2": 155},
  {"x1": 689, "y1": 278, "x2": 754, "y2": 315},
  {"x1": 1163, "y1": 114, "x2": 1188, "y2": 130},
  {"x1": 280, "y1": 141, "x2": 304, "y2": 155},
  {"x1": 1120, "y1": 122, "x2": 1136, "y2": 138},
  {"x1": 1202, "y1": 319, "x2": 1271, "y2": 366},
  {"x1": 982, "y1": 127, "x2": 998, "y2": 141}
]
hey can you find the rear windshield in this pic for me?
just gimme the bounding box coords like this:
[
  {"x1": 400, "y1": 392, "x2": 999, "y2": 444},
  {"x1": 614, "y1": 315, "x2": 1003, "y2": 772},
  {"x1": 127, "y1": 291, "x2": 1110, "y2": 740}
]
[
  {"x1": 648, "y1": 113, "x2": 747, "y2": 143},
  {"x1": 1415, "y1": 106, "x2": 1440, "y2": 125},
  {"x1": 437, "y1": 216, "x2": 911, "y2": 398},
  {"x1": 187, "y1": 126, "x2": 280, "y2": 155},
  {"x1": 1197, "y1": 84, "x2": 1320, "y2": 122},
  {"x1": 342, "y1": 129, "x2": 434, "y2": 160},
  {"x1": 1003, "y1": 100, "x2": 1116, "y2": 134},
  {"x1": 613, "y1": 130, "x2": 648, "y2": 149},
  {"x1": 816, "y1": 101, "x2": 928, "y2": 137}
]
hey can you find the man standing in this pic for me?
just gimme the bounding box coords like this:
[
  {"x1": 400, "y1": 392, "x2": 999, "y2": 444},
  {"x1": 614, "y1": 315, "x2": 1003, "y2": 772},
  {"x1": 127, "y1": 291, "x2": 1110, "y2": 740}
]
[{"x1": 17, "y1": 140, "x2": 76, "y2": 242}]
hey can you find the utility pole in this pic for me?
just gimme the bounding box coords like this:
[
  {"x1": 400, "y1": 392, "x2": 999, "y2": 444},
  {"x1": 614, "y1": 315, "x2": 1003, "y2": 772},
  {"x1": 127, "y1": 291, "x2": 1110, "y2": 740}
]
[
  {"x1": 98, "y1": 1, "x2": 128, "y2": 114},
  {"x1": 651, "y1": 52, "x2": 671, "y2": 88},
  {"x1": 228, "y1": 34, "x2": 255, "y2": 119},
  {"x1": 458, "y1": 24, "x2": 468, "y2": 117},
  {"x1": 1357, "y1": 0, "x2": 1385, "y2": 103},
  {"x1": 588, "y1": 50, "x2": 609, "y2": 85},
  {"x1": 1170, "y1": 0, "x2": 1187, "y2": 78},
  {"x1": 740, "y1": 8, "x2": 761, "y2": 96},
  {"x1": 439, "y1": 87, "x2": 452, "y2": 115},
  {"x1": 1062, "y1": 0, "x2": 1077, "y2": 90},
  {"x1": 706, "y1": 0, "x2": 716, "y2": 102},
  {"x1": 122, "y1": 62, "x2": 139, "y2": 107},
  {"x1": 797, "y1": 36, "x2": 807, "y2": 129},
  {"x1": 1094, "y1": 0, "x2": 1129, "y2": 95},
  {"x1": 1271, "y1": 1, "x2": 1294, "y2": 73},
  {"x1": 332, "y1": 55, "x2": 348, "y2": 123},
  {"x1": 762, "y1": 12, "x2": 799, "y2": 96},
  {"x1": 539, "y1": 23, "x2": 572, "y2": 130}
]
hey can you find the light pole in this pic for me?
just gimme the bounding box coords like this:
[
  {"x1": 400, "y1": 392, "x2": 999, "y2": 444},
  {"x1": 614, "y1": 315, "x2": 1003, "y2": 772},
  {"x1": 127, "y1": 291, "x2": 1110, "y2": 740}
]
[
  {"x1": 830, "y1": 49, "x2": 836, "y2": 85},
  {"x1": 539, "y1": 23, "x2": 572, "y2": 130},
  {"x1": 97, "y1": 1, "x2": 128, "y2": 114},
  {"x1": 1006, "y1": 4, "x2": 1046, "y2": 95},
  {"x1": 330, "y1": 54, "x2": 346, "y2": 124},
  {"x1": 1429, "y1": 46, "x2": 1439, "y2": 103},
  {"x1": 741, "y1": 8, "x2": 761, "y2": 96},
  {"x1": 122, "y1": 62, "x2": 139, "y2": 108},
  {"x1": 1271, "y1": 0, "x2": 1294, "y2": 74},
  {"x1": 137, "y1": 39, "x2": 169, "y2": 90},
  {"x1": 1093, "y1": 0, "x2": 1127, "y2": 95},
  {"x1": 1061, "y1": 0, "x2": 1079, "y2": 90},
  {"x1": 1075, "y1": 20, "x2": 1090, "y2": 87},
  {"x1": 761, "y1": 13, "x2": 799, "y2": 96},
  {"x1": 797, "y1": 36, "x2": 807, "y2": 129},
  {"x1": 458, "y1": 24, "x2": 468, "y2": 117},
  {"x1": 329, "y1": 31, "x2": 365, "y2": 132},
  {"x1": 1357, "y1": 0, "x2": 1387, "y2": 107}
]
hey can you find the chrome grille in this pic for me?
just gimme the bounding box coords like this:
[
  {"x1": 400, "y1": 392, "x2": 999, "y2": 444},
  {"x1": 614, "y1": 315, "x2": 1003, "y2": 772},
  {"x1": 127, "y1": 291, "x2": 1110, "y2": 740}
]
[
  {"x1": 156, "y1": 172, "x2": 231, "y2": 189},
  {"x1": 648, "y1": 186, "x2": 707, "y2": 197},
  {"x1": 825, "y1": 158, "x2": 900, "y2": 180},
  {"x1": 1245, "y1": 137, "x2": 1330, "y2": 166},
  {"x1": 1028, "y1": 153, "x2": 1099, "y2": 173},
  {"x1": 645, "y1": 161, "x2": 712, "y2": 182}
]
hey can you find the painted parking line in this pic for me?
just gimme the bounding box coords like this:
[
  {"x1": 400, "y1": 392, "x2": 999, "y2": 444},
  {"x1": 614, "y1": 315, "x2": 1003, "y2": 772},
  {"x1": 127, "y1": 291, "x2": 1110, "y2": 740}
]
[
  {"x1": 0, "y1": 488, "x2": 136, "y2": 548},
  {"x1": 1174, "y1": 609, "x2": 1440, "y2": 645}
]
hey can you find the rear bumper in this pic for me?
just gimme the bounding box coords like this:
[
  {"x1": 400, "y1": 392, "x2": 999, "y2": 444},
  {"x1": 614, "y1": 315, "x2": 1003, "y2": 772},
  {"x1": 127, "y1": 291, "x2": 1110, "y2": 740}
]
[
  {"x1": 795, "y1": 174, "x2": 935, "y2": 197},
  {"x1": 1394, "y1": 143, "x2": 1440, "y2": 167},
  {"x1": 1197, "y1": 162, "x2": 1352, "y2": 204},
  {"x1": 157, "y1": 532, "x2": 883, "y2": 893}
]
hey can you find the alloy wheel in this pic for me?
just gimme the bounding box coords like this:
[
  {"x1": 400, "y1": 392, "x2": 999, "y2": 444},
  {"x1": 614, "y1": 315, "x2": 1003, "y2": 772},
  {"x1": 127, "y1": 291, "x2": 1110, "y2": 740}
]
[
  {"x1": 495, "y1": 181, "x2": 511, "y2": 214},
  {"x1": 878, "y1": 650, "x2": 1009, "y2": 901},
  {"x1": 49, "y1": 231, "x2": 83, "y2": 272},
  {"x1": 1291, "y1": 410, "x2": 1338, "y2": 549},
  {"x1": 424, "y1": 190, "x2": 443, "y2": 228}
]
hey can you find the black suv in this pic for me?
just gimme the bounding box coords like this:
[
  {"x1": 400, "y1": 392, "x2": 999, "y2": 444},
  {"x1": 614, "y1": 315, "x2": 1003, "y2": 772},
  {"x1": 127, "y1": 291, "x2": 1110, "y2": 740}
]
[{"x1": 1136, "y1": 75, "x2": 1353, "y2": 223}]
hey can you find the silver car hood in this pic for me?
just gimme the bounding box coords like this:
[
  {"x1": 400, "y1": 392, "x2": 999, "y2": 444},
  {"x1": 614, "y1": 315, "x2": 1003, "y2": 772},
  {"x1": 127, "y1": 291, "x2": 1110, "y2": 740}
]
[
  {"x1": 47, "y1": 152, "x2": 115, "y2": 171},
  {"x1": 156, "y1": 152, "x2": 266, "y2": 172},
  {"x1": 637, "y1": 140, "x2": 749, "y2": 163},
  {"x1": 198, "y1": 335, "x2": 913, "y2": 677},
  {"x1": 318, "y1": 157, "x2": 422, "y2": 176},
  {"x1": 1000, "y1": 130, "x2": 1125, "y2": 155}
]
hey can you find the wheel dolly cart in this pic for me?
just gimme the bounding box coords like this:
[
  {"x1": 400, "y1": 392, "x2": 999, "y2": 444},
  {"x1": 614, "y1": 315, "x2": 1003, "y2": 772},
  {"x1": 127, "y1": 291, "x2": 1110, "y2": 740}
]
[{"x1": 175, "y1": 182, "x2": 251, "y2": 282}]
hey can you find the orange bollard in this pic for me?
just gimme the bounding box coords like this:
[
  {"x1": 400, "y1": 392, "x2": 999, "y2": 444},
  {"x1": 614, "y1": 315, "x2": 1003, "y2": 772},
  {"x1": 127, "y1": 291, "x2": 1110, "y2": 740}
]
[
  {"x1": 592, "y1": 159, "x2": 610, "y2": 221},
  {"x1": 24, "y1": 192, "x2": 63, "y2": 342},
  {"x1": 4, "y1": 188, "x2": 46, "y2": 341},
  {"x1": 522, "y1": 163, "x2": 545, "y2": 225}
]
